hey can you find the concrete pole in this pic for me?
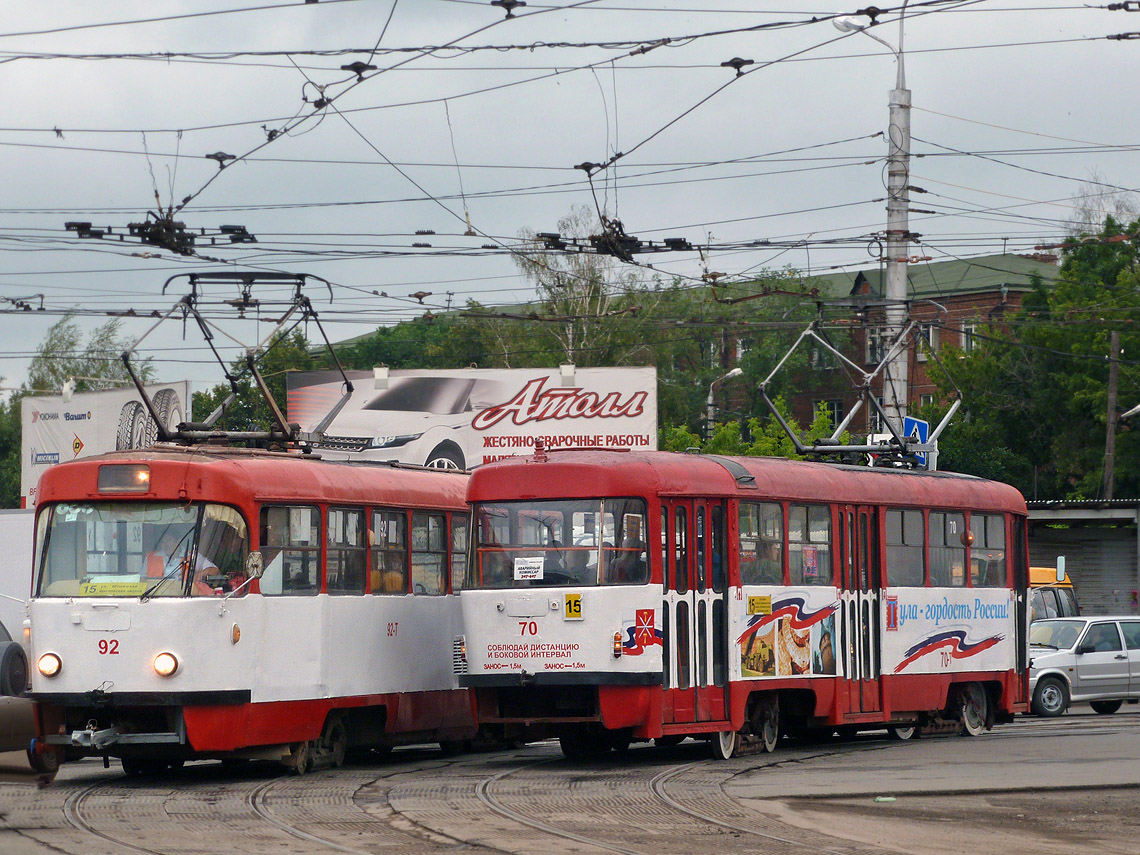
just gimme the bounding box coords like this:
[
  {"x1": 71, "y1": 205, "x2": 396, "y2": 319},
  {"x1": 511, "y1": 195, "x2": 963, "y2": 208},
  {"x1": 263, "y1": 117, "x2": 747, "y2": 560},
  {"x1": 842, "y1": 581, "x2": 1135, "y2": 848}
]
[
  {"x1": 883, "y1": 59, "x2": 911, "y2": 427},
  {"x1": 1105, "y1": 330, "x2": 1120, "y2": 500}
]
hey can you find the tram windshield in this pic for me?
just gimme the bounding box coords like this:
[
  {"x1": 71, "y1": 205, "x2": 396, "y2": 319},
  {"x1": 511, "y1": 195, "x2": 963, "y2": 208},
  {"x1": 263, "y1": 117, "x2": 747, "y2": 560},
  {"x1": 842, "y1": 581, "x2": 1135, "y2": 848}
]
[
  {"x1": 468, "y1": 498, "x2": 649, "y2": 588},
  {"x1": 34, "y1": 502, "x2": 249, "y2": 598}
]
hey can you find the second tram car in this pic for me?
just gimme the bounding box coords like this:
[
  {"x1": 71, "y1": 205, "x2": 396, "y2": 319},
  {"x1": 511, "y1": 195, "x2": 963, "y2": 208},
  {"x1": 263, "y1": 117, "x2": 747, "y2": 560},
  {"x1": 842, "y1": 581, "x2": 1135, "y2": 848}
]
[
  {"x1": 457, "y1": 448, "x2": 1029, "y2": 758},
  {"x1": 28, "y1": 446, "x2": 474, "y2": 773}
]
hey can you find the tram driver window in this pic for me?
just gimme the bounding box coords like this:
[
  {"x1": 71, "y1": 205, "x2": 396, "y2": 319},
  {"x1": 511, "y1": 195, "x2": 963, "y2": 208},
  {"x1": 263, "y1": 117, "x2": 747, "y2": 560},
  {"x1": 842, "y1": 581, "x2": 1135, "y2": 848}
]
[
  {"x1": 259, "y1": 505, "x2": 320, "y2": 596},
  {"x1": 970, "y1": 513, "x2": 1006, "y2": 587},
  {"x1": 886, "y1": 508, "x2": 924, "y2": 586},
  {"x1": 929, "y1": 511, "x2": 966, "y2": 587},
  {"x1": 411, "y1": 512, "x2": 447, "y2": 595},
  {"x1": 739, "y1": 502, "x2": 783, "y2": 585},
  {"x1": 789, "y1": 504, "x2": 831, "y2": 586}
]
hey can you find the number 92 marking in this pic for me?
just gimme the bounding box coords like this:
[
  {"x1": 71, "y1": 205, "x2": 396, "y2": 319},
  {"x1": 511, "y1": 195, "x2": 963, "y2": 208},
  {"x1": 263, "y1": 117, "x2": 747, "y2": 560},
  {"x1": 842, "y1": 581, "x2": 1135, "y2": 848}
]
[{"x1": 98, "y1": 639, "x2": 120, "y2": 655}]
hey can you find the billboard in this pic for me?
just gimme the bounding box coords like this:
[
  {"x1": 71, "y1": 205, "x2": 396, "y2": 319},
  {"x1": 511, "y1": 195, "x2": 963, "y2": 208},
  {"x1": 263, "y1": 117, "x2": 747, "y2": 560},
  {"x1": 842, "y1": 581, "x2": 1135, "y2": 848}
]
[
  {"x1": 21, "y1": 383, "x2": 191, "y2": 508},
  {"x1": 287, "y1": 367, "x2": 657, "y2": 470}
]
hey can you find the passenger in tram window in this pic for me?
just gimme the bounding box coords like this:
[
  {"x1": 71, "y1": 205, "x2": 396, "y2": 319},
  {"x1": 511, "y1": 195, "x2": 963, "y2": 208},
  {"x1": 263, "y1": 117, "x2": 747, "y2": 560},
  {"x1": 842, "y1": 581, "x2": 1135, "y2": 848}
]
[
  {"x1": 612, "y1": 531, "x2": 647, "y2": 583},
  {"x1": 566, "y1": 548, "x2": 590, "y2": 584}
]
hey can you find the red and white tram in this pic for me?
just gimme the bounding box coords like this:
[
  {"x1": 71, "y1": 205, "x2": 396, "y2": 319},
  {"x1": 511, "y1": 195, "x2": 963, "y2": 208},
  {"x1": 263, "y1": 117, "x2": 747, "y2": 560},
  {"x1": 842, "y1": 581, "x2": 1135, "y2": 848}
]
[
  {"x1": 28, "y1": 446, "x2": 474, "y2": 773},
  {"x1": 457, "y1": 448, "x2": 1029, "y2": 758}
]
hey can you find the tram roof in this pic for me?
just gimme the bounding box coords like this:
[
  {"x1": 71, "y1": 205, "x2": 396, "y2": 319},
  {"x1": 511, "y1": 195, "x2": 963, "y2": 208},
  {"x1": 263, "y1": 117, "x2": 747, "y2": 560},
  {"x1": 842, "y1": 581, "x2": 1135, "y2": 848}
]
[
  {"x1": 34, "y1": 445, "x2": 468, "y2": 510},
  {"x1": 468, "y1": 450, "x2": 1026, "y2": 514}
]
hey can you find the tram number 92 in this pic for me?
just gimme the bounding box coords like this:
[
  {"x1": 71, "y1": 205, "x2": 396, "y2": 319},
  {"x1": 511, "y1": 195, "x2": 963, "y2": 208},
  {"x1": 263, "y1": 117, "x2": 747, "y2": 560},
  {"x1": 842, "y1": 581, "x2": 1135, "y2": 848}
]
[{"x1": 98, "y1": 639, "x2": 120, "y2": 655}]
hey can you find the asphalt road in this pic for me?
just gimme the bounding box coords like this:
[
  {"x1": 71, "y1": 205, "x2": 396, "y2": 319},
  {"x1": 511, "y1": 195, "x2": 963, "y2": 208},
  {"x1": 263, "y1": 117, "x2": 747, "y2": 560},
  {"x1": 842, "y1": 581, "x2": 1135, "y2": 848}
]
[{"x1": 1, "y1": 705, "x2": 1137, "y2": 855}]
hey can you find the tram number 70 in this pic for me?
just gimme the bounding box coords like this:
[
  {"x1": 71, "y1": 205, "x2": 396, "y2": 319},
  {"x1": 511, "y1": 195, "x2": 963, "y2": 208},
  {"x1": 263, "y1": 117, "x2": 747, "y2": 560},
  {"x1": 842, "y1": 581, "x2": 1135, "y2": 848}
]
[{"x1": 519, "y1": 621, "x2": 538, "y2": 636}]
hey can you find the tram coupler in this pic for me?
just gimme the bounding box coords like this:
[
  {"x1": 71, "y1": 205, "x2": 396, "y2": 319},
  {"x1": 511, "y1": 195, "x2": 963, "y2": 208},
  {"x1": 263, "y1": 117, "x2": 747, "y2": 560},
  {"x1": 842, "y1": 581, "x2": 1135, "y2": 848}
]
[{"x1": 71, "y1": 725, "x2": 121, "y2": 749}]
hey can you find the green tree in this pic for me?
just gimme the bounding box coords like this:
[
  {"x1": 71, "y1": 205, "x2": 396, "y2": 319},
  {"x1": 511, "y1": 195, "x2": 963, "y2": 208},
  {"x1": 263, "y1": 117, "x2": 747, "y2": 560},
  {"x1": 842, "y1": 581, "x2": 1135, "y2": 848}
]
[
  {"x1": 28, "y1": 316, "x2": 152, "y2": 395},
  {"x1": 192, "y1": 329, "x2": 317, "y2": 433},
  {"x1": 929, "y1": 217, "x2": 1140, "y2": 499}
]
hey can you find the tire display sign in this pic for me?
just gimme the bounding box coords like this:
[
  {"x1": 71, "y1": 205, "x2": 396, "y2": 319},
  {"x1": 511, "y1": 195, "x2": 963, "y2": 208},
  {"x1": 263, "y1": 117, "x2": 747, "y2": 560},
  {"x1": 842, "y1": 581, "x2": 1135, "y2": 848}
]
[
  {"x1": 287, "y1": 367, "x2": 657, "y2": 470},
  {"x1": 21, "y1": 383, "x2": 190, "y2": 508}
]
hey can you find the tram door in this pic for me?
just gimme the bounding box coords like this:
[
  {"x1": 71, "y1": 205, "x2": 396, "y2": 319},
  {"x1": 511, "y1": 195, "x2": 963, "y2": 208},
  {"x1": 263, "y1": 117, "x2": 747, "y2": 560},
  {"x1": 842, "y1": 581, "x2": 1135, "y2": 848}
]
[
  {"x1": 840, "y1": 505, "x2": 881, "y2": 714},
  {"x1": 662, "y1": 499, "x2": 730, "y2": 724}
]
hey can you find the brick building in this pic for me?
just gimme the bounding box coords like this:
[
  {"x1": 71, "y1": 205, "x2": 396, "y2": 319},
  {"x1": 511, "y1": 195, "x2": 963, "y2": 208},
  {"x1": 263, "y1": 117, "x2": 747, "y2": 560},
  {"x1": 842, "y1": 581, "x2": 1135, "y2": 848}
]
[{"x1": 785, "y1": 253, "x2": 1060, "y2": 433}]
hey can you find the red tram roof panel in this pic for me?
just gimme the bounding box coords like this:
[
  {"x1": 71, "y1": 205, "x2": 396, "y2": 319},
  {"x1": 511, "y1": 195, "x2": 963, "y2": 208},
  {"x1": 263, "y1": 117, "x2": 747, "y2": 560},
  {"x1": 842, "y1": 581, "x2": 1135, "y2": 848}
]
[{"x1": 468, "y1": 449, "x2": 1026, "y2": 514}]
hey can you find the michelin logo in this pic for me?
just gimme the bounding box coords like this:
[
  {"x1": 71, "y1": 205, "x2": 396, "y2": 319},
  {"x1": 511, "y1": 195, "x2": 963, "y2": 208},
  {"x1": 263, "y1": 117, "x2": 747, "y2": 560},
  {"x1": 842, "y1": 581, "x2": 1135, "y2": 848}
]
[{"x1": 30, "y1": 448, "x2": 60, "y2": 466}]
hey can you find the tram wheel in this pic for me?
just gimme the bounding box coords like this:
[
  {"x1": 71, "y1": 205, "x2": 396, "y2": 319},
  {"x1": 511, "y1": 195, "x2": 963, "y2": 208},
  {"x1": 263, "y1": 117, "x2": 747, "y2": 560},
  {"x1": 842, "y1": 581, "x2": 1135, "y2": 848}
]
[
  {"x1": 286, "y1": 741, "x2": 312, "y2": 775},
  {"x1": 957, "y1": 683, "x2": 988, "y2": 737},
  {"x1": 887, "y1": 724, "x2": 919, "y2": 741},
  {"x1": 121, "y1": 757, "x2": 168, "y2": 777},
  {"x1": 754, "y1": 695, "x2": 780, "y2": 753},
  {"x1": 711, "y1": 730, "x2": 739, "y2": 760},
  {"x1": 320, "y1": 716, "x2": 348, "y2": 769}
]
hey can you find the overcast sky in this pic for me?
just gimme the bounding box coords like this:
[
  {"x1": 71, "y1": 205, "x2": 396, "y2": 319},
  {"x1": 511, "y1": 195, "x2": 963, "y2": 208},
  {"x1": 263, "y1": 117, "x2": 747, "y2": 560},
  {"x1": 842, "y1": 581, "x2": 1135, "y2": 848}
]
[{"x1": 1, "y1": 0, "x2": 1138, "y2": 395}]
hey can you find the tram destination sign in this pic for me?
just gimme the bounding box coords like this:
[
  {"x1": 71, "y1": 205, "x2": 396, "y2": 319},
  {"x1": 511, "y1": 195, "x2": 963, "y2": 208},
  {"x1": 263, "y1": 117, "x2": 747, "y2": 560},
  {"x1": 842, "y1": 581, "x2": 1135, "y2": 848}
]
[{"x1": 287, "y1": 366, "x2": 658, "y2": 470}]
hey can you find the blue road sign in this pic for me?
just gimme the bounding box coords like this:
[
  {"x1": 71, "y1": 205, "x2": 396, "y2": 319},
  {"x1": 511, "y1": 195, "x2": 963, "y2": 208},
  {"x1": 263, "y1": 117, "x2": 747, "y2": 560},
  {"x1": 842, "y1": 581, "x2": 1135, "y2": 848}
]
[{"x1": 903, "y1": 416, "x2": 929, "y2": 466}]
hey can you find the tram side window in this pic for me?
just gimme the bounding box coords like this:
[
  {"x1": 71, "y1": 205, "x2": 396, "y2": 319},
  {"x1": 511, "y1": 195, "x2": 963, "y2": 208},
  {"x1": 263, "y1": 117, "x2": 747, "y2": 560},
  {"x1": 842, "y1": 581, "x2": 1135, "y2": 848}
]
[
  {"x1": 929, "y1": 511, "x2": 966, "y2": 587},
  {"x1": 739, "y1": 502, "x2": 783, "y2": 585},
  {"x1": 327, "y1": 508, "x2": 366, "y2": 594},
  {"x1": 789, "y1": 504, "x2": 831, "y2": 585},
  {"x1": 411, "y1": 512, "x2": 447, "y2": 595},
  {"x1": 450, "y1": 515, "x2": 469, "y2": 593},
  {"x1": 970, "y1": 513, "x2": 1006, "y2": 587},
  {"x1": 371, "y1": 509, "x2": 408, "y2": 594},
  {"x1": 259, "y1": 506, "x2": 320, "y2": 596},
  {"x1": 885, "y1": 508, "x2": 924, "y2": 586}
]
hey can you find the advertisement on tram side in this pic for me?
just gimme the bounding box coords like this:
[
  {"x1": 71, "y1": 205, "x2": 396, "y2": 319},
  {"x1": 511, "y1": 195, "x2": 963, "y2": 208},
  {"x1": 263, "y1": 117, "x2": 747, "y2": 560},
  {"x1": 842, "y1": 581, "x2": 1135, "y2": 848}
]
[
  {"x1": 287, "y1": 367, "x2": 658, "y2": 471},
  {"x1": 20, "y1": 383, "x2": 191, "y2": 508},
  {"x1": 736, "y1": 588, "x2": 841, "y2": 680},
  {"x1": 880, "y1": 588, "x2": 1015, "y2": 674}
]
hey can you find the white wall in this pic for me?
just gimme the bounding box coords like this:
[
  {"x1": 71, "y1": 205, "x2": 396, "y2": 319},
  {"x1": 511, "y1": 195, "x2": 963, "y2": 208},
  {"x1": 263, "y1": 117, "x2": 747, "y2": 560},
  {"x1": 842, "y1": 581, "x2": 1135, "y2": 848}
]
[{"x1": 0, "y1": 509, "x2": 34, "y2": 635}]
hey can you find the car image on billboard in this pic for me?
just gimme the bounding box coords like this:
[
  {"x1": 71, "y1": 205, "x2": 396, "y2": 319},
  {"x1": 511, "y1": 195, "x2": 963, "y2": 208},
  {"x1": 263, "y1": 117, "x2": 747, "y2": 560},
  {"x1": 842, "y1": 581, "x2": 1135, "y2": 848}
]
[{"x1": 317, "y1": 376, "x2": 508, "y2": 470}]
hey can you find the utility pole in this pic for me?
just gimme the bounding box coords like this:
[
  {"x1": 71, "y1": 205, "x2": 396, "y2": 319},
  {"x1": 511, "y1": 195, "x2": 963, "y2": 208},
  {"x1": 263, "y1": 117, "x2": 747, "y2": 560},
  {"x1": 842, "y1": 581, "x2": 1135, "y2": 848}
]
[
  {"x1": 1104, "y1": 330, "x2": 1120, "y2": 500},
  {"x1": 835, "y1": 6, "x2": 912, "y2": 427},
  {"x1": 884, "y1": 67, "x2": 912, "y2": 426}
]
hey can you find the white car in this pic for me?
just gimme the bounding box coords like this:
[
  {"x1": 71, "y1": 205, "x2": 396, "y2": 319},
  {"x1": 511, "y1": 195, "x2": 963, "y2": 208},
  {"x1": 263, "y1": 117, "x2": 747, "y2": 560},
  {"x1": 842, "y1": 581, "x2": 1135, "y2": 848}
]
[
  {"x1": 1029, "y1": 616, "x2": 1140, "y2": 716},
  {"x1": 318, "y1": 377, "x2": 506, "y2": 470}
]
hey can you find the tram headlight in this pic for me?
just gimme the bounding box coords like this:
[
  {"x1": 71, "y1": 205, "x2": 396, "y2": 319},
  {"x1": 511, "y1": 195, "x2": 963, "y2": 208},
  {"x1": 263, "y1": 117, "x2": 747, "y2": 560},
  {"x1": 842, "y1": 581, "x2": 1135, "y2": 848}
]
[
  {"x1": 613, "y1": 631, "x2": 623, "y2": 658},
  {"x1": 37, "y1": 653, "x2": 62, "y2": 678},
  {"x1": 153, "y1": 652, "x2": 179, "y2": 677}
]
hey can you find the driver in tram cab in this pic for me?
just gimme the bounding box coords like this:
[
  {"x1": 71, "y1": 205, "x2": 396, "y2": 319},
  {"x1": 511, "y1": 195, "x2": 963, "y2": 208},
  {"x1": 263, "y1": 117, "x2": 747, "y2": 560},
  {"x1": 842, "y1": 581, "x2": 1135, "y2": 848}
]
[
  {"x1": 146, "y1": 530, "x2": 219, "y2": 595},
  {"x1": 611, "y1": 518, "x2": 647, "y2": 583}
]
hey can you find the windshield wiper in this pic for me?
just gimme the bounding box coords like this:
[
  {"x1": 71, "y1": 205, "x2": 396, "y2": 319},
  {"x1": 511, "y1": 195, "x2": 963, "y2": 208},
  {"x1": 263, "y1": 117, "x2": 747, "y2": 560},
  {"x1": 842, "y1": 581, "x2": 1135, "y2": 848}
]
[
  {"x1": 1030, "y1": 642, "x2": 1058, "y2": 650},
  {"x1": 140, "y1": 562, "x2": 186, "y2": 601}
]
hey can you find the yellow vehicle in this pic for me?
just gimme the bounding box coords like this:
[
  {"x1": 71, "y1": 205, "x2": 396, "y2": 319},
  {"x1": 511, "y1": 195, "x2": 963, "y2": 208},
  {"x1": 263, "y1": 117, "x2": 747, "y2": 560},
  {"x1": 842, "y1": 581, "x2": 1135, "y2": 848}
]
[{"x1": 1030, "y1": 560, "x2": 1079, "y2": 621}]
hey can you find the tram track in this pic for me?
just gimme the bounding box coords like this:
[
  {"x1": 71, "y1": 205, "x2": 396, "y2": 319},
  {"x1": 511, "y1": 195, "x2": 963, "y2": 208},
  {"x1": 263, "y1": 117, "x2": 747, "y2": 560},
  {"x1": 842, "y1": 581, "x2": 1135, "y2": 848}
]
[
  {"x1": 61, "y1": 778, "x2": 171, "y2": 855},
  {"x1": 19, "y1": 715, "x2": 1140, "y2": 855}
]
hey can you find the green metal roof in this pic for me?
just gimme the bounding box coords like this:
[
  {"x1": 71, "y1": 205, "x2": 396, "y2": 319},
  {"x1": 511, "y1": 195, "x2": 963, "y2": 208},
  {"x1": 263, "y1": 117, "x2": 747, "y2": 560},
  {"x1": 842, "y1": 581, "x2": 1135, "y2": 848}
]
[{"x1": 806, "y1": 253, "x2": 1060, "y2": 301}]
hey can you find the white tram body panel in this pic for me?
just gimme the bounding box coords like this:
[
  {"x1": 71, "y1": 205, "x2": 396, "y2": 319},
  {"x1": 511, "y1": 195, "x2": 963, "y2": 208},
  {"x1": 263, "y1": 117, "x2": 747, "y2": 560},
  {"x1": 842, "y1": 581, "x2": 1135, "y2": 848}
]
[
  {"x1": 460, "y1": 586, "x2": 662, "y2": 680},
  {"x1": 30, "y1": 595, "x2": 464, "y2": 703},
  {"x1": 878, "y1": 587, "x2": 1016, "y2": 676}
]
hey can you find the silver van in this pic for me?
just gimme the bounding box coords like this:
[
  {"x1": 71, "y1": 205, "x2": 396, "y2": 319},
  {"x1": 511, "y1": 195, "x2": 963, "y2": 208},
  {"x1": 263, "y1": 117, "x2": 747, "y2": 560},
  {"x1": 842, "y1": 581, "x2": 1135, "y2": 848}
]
[{"x1": 1029, "y1": 616, "x2": 1140, "y2": 716}]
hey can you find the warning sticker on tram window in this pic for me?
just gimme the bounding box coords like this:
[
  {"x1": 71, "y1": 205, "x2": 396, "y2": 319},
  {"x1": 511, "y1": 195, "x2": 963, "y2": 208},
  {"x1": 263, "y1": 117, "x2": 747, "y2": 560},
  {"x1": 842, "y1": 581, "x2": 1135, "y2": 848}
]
[
  {"x1": 564, "y1": 593, "x2": 583, "y2": 620},
  {"x1": 513, "y1": 556, "x2": 544, "y2": 581},
  {"x1": 747, "y1": 595, "x2": 772, "y2": 616}
]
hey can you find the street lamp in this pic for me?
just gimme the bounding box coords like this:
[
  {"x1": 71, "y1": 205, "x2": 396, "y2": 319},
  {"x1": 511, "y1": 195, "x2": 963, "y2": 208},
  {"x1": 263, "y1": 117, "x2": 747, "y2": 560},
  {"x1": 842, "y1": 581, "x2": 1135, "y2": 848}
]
[
  {"x1": 706, "y1": 367, "x2": 743, "y2": 437},
  {"x1": 834, "y1": 6, "x2": 912, "y2": 428}
]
